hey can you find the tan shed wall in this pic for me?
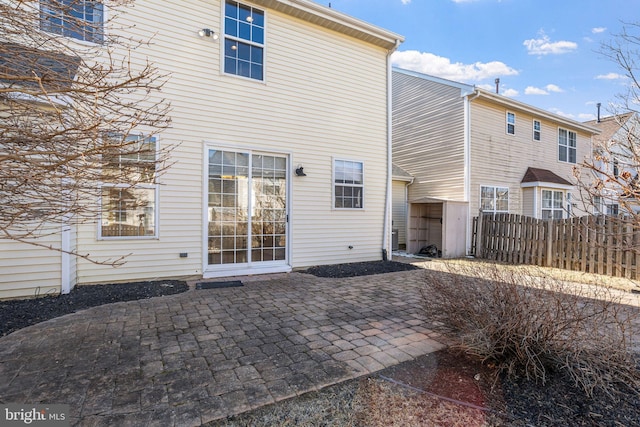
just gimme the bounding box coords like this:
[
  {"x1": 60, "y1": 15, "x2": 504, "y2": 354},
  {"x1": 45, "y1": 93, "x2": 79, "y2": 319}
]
[{"x1": 392, "y1": 180, "x2": 408, "y2": 246}]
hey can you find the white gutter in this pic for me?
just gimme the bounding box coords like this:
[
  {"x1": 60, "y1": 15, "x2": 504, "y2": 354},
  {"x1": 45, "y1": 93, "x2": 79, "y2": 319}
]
[{"x1": 383, "y1": 38, "x2": 402, "y2": 260}]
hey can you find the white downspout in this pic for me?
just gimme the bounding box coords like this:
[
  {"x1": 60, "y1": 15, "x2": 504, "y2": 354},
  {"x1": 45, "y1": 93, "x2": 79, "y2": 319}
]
[
  {"x1": 465, "y1": 89, "x2": 480, "y2": 255},
  {"x1": 383, "y1": 39, "x2": 401, "y2": 260}
]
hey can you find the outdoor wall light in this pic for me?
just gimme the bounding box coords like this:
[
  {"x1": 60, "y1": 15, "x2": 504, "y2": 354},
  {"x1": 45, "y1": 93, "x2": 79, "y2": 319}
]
[
  {"x1": 295, "y1": 166, "x2": 307, "y2": 177},
  {"x1": 198, "y1": 28, "x2": 219, "y2": 40}
]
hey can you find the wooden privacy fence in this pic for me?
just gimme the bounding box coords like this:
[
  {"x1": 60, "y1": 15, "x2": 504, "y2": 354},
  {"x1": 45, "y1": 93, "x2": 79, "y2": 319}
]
[{"x1": 473, "y1": 213, "x2": 640, "y2": 279}]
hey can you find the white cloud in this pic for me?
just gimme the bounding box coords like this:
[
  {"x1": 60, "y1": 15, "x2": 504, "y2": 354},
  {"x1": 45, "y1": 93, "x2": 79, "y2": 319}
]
[
  {"x1": 401, "y1": 0, "x2": 411, "y2": 4},
  {"x1": 391, "y1": 50, "x2": 518, "y2": 83},
  {"x1": 502, "y1": 88, "x2": 519, "y2": 98},
  {"x1": 549, "y1": 108, "x2": 575, "y2": 119},
  {"x1": 525, "y1": 86, "x2": 548, "y2": 95},
  {"x1": 523, "y1": 33, "x2": 578, "y2": 55},
  {"x1": 450, "y1": 0, "x2": 478, "y2": 3},
  {"x1": 592, "y1": 27, "x2": 607, "y2": 34},
  {"x1": 578, "y1": 113, "x2": 596, "y2": 120},
  {"x1": 545, "y1": 84, "x2": 563, "y2": 93},
  {"x1": 596, "y1": 72, "x2": 626, "y2": 80}
]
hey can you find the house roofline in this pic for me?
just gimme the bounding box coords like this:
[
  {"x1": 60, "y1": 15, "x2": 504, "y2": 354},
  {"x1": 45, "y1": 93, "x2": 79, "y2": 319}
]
[
  {"x1": 251, "y1": 0, "x2": 404, "y2": 50},
  {"x1": 472, "y1": 88, "x2": 601, "y2": 135},
  {"x1": 392, "y1": 67, "x2": 475, "y2": 96}
]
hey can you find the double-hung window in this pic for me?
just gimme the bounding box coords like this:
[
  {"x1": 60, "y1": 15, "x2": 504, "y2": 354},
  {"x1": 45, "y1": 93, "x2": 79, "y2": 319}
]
[
  {"x1": 506, "y1": 112, "x2": 515, "y2": 135},
  {"x1": 558, "y1": 128, "x2": 577, "y2": 163},
  {"x1": 541, "y1": 190, "x2": 564, "y2": 219},
  {"x1": 100, "y1": 135, "x2": 158, "y2": 238},
  {"x1": 40, "y1": 0, "x2": 104, "y2": 43},
  {"x1": 224, "y1": 0, "x2": 265, "y2": 80},
  {"x1": 480, "y1": 186, "x2": 509, "y2": 214},
  {"x1": 533, "y1": 120, "x2": 541, "y2": 141},
  {"x1": 334, "y1": 159, "x2": 363, "y2": 209}
]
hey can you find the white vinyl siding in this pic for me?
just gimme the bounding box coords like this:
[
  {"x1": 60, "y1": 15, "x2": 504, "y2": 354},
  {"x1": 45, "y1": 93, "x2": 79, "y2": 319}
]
[{"x1": 69, "y1": 0, "x2": 392, "y2": 284}]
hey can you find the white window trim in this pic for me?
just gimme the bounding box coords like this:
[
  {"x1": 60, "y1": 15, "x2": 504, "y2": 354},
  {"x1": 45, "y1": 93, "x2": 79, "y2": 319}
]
[
  {"x1": 533, "y1": 119, "x2": 541, "y2": 141},
  {"x1": 98, "y1": 135, "x2": 160, "y2": 240},
  {"x1": 333, "y1": 157, "x2": 365, "y2": 210},
  {"x1": 558, "y1": 127, "x2": 577, "y2": 164},
  {"x1": 506, "y1": 111, "x2": 516, "y2": 135},
  {"x1": 221, "y1": 0, "x2": 267, "y2": 83},
  {"x1": 480, "y1": 185, "x2": 509, "y2": 214},
  {"x1": 541, "y1": 189, "x2": 565, "y2": 219}
]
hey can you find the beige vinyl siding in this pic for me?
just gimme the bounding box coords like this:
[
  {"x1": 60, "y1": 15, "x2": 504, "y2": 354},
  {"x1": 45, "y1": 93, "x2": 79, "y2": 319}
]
[
  {"x1": 392, "y1": 71, "x2": 467, "y2": 202},
  {"x1": 74, "y1": 0, "x2": 391, "y2": 283},
  {"x1": 0, "y1": 233, "x2": 62, "y2": 299},
  {"x1": 392, "y1": 180, "x2": 408, "y2": 246},
  {"x1": 522, "y1": 187, "x2": 535, "y2": 217},
  {"x1": 469, "y1": 98, "x2": 590, "y2": 217}
]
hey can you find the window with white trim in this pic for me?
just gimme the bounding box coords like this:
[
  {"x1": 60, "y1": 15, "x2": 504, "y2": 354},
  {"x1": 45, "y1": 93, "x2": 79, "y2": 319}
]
[
  {"x1": 224, "y1": 0, "x2": 264, "y2": 80},
  {"x1": 480, "y1": 186, "x2": 509, "y2": 214},
  {"x1": 40, "y1": 0, "x2": 104, "y2": 43},
  {"x1": 334, "y1": 159, "x2": 363, "y2": 209},
  {"x1": 100, "y1": 135, "x2": 157, "y2": 238},
  {"x1": 506, "y1": 112, "x2": 515, "y2": 135},
  {"x1": 542, "y1": 190, "x2": 564, "y2": 219},
  {"x1": 558, "y1": 128, "x2": 577, "y2": 163},
  {"x1": 533, "y1": 120, "x2": 541, "y2": 141}
]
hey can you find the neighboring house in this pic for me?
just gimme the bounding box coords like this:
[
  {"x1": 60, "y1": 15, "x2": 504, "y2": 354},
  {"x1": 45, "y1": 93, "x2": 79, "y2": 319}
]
[
  {"x1": 0, "y1": 0, "x2": 403, "y2": 299},
  {"x1": 392, "y1": 68, "x2": 600, "y2": 257},
  {"x1": 584, "y1": 112, "x2": 640, "y2": 215}
]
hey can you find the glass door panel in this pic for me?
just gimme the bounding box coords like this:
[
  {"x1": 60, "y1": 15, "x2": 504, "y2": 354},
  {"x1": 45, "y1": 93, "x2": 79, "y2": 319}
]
[{"x1": 208, "y1": 149, "x2": 287, "y2": 266}]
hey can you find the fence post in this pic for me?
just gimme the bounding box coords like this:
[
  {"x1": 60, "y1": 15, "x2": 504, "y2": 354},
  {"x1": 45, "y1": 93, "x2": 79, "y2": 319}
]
[
  {"x1": 476, "y1": 209, "x2": 484, "y2": 258},
  {"x1": 545, "y1": 219, "x2": 553, "y2": 267}
]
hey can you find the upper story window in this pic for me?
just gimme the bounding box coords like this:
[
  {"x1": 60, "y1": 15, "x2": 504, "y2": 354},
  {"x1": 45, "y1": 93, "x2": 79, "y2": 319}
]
[
  {"x1": 334, "y1": 159, "x2": 364, "y2": 209},
  {"x1": 506, "y1": 112, "x2": 515, "y2": 135},
  {"x1": 533, "y1": 120, "x2": 541, "y2": 141},
  {"x1": 224, "y1": 1, "x2": 265, "y2": 81},
  {"x1": 480, "y1": 186, "x2": 509, "y2": 214},
  {"x1": 40, "y1": 0, "x2": 104, "y2": 43},
  {"x1": 541, "y1": 190, "x2": 564, "y2": 219},
  {"x1": 100, "y1": 135, "x2": 158, "y2": 239},
  {"x1": 558, "y1": 128, "x2": 577, "y2": 163}
]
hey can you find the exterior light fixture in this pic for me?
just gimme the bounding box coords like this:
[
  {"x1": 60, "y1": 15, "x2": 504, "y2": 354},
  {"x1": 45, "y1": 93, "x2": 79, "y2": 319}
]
[
  {"x1": 295, "y1": 166, "x2": 306, "y2": 177},
  {"x1": 198, "y1": 28, "x2": 219, "y2": 40}
]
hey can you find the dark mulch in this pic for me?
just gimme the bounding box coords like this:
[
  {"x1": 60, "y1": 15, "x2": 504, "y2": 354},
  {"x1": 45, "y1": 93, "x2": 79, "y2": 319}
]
[
  {"x1": 0, "y1": 279, "x2": 188, "y2": 337},
  {"x1": 302, "y1": 260, "x2": 420, "y2": 278}
]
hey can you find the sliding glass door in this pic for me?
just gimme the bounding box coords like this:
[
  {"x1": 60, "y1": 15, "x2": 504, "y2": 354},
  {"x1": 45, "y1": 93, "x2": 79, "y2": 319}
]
[{"x1": 207, "y1": 149, "x2": 287, "y2": 267}]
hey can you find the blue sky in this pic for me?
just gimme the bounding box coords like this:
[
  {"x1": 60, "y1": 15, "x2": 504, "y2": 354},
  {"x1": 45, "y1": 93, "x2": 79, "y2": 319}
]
[{"x1": 317, "y1": 0, "x2": 639, "y2": 122}]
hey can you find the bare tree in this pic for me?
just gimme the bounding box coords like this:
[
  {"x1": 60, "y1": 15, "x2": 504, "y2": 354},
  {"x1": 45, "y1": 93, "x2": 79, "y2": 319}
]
[{"x1": 0, "y1": 0, "x2": 171, "y2": 264}]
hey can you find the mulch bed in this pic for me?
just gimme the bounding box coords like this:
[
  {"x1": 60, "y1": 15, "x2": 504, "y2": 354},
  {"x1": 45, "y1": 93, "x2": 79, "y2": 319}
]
[
  {"x1": 302, "y1": 260, "x2": 420, "y2": 278},
  {"x1": 0, "y1": 280, "x2": 188, "y2": 337}
]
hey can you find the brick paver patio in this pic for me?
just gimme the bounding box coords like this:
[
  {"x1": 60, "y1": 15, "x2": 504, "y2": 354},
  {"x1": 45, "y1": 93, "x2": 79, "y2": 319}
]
[{"x1": 0, "y1": 269, "x2": 445, "y2": 426}]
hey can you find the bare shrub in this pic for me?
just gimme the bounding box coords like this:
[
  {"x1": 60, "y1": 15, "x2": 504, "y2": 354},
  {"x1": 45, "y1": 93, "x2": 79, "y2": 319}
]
[{"x1": 422, "y1": 263, "x2": 640, "y2": 398}]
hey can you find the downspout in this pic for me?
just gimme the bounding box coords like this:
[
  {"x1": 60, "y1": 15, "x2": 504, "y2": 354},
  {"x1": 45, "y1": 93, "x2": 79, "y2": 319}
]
[
  {"x1": 465, "y1": 89, "x2": 481, "y2": 255},
  {"x1": 382, "y1": 39, "x2": 402, "y2": 261}
]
